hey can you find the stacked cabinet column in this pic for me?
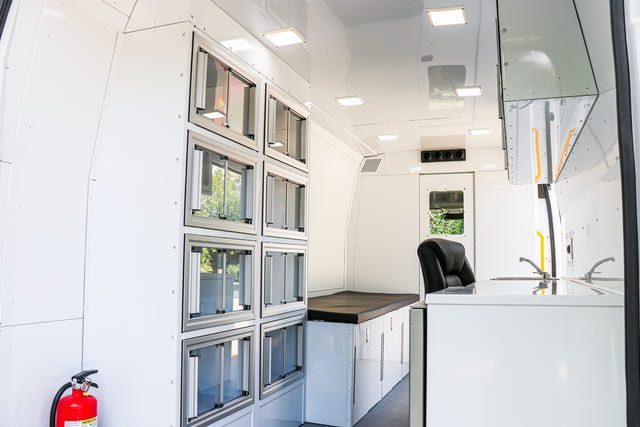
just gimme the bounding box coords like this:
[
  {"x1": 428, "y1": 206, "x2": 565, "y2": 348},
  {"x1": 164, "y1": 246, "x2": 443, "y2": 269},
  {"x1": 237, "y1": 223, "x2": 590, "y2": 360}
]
[{"x1": 182, "y1": 33, "x2": 309, "y2": 427}]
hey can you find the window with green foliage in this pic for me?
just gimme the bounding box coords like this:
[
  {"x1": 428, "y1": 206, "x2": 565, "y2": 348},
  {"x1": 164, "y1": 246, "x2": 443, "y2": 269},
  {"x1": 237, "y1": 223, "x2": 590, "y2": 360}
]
[
  {"x1": 429, "y1": 190, "x2": 464, "y2": 235},
  {"x1": 192, "y1": 147, "x2": 254, "y2": 224}
]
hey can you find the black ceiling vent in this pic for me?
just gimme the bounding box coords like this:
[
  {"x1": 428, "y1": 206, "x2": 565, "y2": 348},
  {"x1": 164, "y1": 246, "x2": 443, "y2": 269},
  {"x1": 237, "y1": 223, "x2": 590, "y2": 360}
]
[{"x1": 421, "y1": 149, "x2": 466, "y2": 163}]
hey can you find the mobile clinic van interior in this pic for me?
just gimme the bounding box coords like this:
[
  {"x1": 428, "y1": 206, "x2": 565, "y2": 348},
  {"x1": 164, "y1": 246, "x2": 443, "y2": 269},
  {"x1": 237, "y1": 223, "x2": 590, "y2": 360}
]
[{"x1": 1, "y1": 0, "x2": 640, "y2": 426}]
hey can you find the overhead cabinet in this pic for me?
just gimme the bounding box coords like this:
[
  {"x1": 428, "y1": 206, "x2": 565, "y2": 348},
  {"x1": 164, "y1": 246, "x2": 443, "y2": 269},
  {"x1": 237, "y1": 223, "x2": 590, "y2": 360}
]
[
  {"x1": 263, "y1": 163, "x2": 308, "y2": 240},
  {"x1": 265, "y1": 86, "x2": 309, "y2": 171},
  {"x1": 261, "y1": 316, "x2": 305, "y2": 398},
  {"x1": 186, "y1": 132, "x2": 258, "y2": 234},
  {"x1": 182, "y1": 328, "x2": 254, "y2": 427},
  {"x1": 190, "y1": 36, "x2": 259, "y2": 150},
  {"x1": 183, "y1": 235, "x2": 257, "y2": 331},
  {"x1": 262, "y1": 243, "x2": 307, "y2": 318},
  {"x1": 496, "y1": 0, "x2": 598, "y2": 184}
]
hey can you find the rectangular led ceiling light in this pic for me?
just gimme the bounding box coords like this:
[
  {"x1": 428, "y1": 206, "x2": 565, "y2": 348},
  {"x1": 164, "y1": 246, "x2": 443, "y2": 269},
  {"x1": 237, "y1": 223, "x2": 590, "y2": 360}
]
[
  {"x1": 455, "y1": 86, "x2": 482, "y2": 97},
  {"x1": 377, "y1": 134, "x2": 398, "y2": 142},
  {"x1": 220, "y1": 38, "x2": 255, "y2": 52},
  {"x1": 202, "y1": 110, "x2": 226, "y2": 120},
  {"x1": 336, "y1": 96, "x2": 365, "y2": 106},
  {"x1": 264, "y1": 28, "x2": 305, "y2": 47},
  {"x1": 469, "y1": 128, "x2": 491, "y2": 135},
  {"x1": 427, "y1": 7, "x2": 467, "y2": 26}
]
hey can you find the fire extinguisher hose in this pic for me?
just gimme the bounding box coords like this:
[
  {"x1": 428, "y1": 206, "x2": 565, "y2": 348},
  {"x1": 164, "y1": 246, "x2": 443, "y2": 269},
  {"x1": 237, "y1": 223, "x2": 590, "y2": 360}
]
[{"x1": 49, "y1": 381, "x2": 72, "y2": 427}]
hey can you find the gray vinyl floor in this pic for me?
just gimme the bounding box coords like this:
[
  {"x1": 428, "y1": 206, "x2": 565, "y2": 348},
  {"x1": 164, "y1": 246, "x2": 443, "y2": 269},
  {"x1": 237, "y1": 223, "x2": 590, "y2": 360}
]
[{"x1": 303, "y1": 375, "x2": 409, "y2": 427}]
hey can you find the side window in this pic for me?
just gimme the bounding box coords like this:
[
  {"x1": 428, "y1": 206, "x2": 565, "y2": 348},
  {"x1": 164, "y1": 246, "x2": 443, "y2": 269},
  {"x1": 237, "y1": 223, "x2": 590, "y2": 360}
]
[
  {"x1": 186, "y1": 133, "x2": 257, "y2": 234},
  {"x1": 428, "y1": 190, "x2": 464, "y2": 235}
]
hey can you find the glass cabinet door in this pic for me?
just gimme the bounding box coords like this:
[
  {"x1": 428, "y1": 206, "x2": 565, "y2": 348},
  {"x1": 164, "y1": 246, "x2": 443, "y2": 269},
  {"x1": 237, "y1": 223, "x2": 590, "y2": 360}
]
[
  {"x1": 187, "y1": 133, "x2": 258, "y2": 233},
  {"x1": 184, "y1": 330, "x2": 253, "y2": 426},
  {"x1": 265, "y1": 89, "x2": 309, "y2": 170},
  {"x1": 262, "y1": 245, "x2": 306, "y2": 317},
  {"x1": 261, "y1": 318, "x2": 304, "y2": 398},
  {"x1": 191, "y1": 38, "x2": 258, "y2": 150},
  {"x1": 264, "y1": 166, "x2": 307, "y2": 239},
  {"x1": 184, "y1": 236, "x2": 255, "y2": 331}
]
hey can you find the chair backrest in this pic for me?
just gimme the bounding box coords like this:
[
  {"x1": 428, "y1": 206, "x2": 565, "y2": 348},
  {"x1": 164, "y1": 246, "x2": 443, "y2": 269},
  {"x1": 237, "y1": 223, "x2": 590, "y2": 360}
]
[{"x1": 417, "y1": 238, "x2": 475, "y2": 293}]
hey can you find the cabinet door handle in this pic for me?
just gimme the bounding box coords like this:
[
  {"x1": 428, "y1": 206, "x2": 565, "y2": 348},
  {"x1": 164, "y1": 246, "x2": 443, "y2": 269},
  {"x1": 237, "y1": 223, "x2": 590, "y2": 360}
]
[
  {"x1": 219, "y1": 251, "x2": 227, "y2": 314},
  {"x1": 264, "y1": 255, "x2": 273, "y2": 306},
  {"x1": 282, "y1": 328, "x2": 288, "y2": 377},
  {"x1": 282, "y1": 253, "x2": 289, "y2": 304},
  {"x1": 296, "y1": 324, "x2": 304, "y2": 369},
  {"x1": 296, "y1": 254, "x2": 305, "y2": 301},
  {"x1": 380, "y1": 332, "x2": 384, "y2": 382},
  {"x1": 217, "y1": 344, "x2": 225, "y2": 407},
  {"x1": 266, "y1": 175, "x2": 275, "y2": 225},
  {"x1": 240, "y1": 167, "x2": 254, "y2": 221},
  {"x1": 195, "y1": 50, "x2": 208, "y2": 110},
  {"x1": 264, "y1": 336, "x2": 273, "y2": 385},
  {"x1": 296, "y1": 186, "x2": 306, "y2": 231},
  {"x1": 191, "y1": 148, "x2": 203, "y2": 211},
  {"x1": 240, "y1": 253, "x2": 252, "y2": 309},
  {"x1": 401, "y1": 322, "x2": 404, "y2": 364},
  {"x1": 187, "y1": 352, "x2": 199, "y2": 420},
  {"x1": 188, "y1": 250, "x2": 201, "y2": 316},
  {"x1": 242, "y1": 339, "x2": 251, "y2": 393},
  {"x1": 267, "y1": 97, "x2": 277, "y2": 145},
  {"x1": 352, "y1": 346, "x2": 357, "y2": 406}
]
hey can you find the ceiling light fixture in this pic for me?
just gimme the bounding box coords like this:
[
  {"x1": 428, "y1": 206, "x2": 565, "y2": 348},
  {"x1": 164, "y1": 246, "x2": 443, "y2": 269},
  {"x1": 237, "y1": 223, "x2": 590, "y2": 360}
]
[
  {"x1": 220, "y1": 38, "x2": 255, "y2": 52},
  {"x1": 455, "y1": 86, "x2": 483, "y2": 97},
  {"x1": 377, "y1": 134, "x2": 398, "y2": 142},
  {"x1": 469, "y1": 128, "x2": 491, "y2": 135},
  {"x1": 264, "y1": 28, "x2": 305, "y2": 47},
  {"x1": 336, "y1": 96, "x2": 365, "y2": 106},
  {"x1": 268, "y1": 141, "x2": 285, "y2": 148},
  {"x1": 203, "y1": 110, "x2": 226, "y2": 120},
  {"x1": 427, "y1": 7, "x2": 467, "y2": 27}
]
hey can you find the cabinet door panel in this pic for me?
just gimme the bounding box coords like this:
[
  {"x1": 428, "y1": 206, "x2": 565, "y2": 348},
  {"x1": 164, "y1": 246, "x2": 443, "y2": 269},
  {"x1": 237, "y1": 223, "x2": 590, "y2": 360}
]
[
  {"x1": 382, "y1": 311, "x2": 403, "y2": 396},
  {"x1": 353, "y1": 318, "x2": 382, "y2": 423}
]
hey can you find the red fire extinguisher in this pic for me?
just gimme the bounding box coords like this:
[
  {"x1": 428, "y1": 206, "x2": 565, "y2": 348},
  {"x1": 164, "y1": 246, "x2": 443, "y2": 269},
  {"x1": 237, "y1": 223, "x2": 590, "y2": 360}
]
[{"x1": 49, "y1": 370, "x2": 99, "y2": 427}]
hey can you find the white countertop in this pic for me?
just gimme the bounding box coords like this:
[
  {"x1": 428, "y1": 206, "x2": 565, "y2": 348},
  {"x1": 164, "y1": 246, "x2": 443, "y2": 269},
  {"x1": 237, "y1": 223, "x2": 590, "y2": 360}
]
[{"x1": 425, "y1": 279, "x2": 623, "y2": 307}]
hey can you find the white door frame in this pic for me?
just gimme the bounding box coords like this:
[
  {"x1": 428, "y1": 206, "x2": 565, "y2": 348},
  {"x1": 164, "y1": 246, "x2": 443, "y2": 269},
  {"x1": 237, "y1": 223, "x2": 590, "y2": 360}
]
[{"x1": 419, "y1": 173, "x2": 475, "y2": 269}]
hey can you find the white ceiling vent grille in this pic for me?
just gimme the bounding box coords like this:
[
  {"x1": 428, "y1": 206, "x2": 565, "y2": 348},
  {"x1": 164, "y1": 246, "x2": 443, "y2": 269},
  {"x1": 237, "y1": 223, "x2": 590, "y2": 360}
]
[{"x1": 361, "y1": 157, "x2": 382, "y2": 173}]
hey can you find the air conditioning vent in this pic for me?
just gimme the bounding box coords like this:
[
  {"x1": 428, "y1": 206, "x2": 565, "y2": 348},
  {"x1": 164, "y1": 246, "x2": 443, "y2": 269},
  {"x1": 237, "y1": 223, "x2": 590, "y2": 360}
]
[{"x1": 361, "y1": 157, "x2": 382, "y2": 173}]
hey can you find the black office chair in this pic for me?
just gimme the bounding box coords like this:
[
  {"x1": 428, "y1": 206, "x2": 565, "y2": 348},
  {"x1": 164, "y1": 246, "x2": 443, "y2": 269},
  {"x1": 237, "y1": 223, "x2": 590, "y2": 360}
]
[{"x1": 417, "y1": 238, "x2": 475, "y2": 293}]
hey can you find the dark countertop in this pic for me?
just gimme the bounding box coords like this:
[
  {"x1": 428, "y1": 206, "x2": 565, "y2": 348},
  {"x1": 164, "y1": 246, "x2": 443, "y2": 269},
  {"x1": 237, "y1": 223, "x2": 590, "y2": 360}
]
[{"x1": 308, "y1": 291, "x2": 420, "y2": 324}]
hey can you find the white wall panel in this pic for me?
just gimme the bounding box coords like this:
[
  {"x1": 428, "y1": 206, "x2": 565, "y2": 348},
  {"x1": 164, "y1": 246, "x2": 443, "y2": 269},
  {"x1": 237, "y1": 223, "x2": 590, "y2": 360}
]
[
  {"x1": 307, "y1": 122, "x2": 361, "y2": 296},
  {"x1": 125, "y1": 0, "x2": 188, "y2": 32},
  {"x1": 0, "y1": 319, "x2": 82, "y2": 426},
  {"x1": 347, "y1": 174, "x2": 420, "y2": 294},
  {"x1": 0, "y1": 0, "x2": 120, "y2": 326},
  {"x1": 475, "y1": 171, "x2": 538, "y2": 280},
  {"x1": 83, "y1": 23, "x2": 192, "y2": 427}
]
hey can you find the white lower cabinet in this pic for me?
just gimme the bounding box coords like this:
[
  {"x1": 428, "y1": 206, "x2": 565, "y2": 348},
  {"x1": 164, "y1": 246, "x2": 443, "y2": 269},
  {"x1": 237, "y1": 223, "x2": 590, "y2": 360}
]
[{"x1": 306, "y1": 305, "x2": 412, "y2": 427}]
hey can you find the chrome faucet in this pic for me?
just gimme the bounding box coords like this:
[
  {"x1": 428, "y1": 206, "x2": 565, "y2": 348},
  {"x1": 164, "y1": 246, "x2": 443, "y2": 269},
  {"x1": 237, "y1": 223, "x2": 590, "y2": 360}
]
[
  {"x1": 519, "y1": 257, "x2": 550, "y2": 280},
  {"x1": 584, "y1": 257, "x2": 615, "y2": 282}
]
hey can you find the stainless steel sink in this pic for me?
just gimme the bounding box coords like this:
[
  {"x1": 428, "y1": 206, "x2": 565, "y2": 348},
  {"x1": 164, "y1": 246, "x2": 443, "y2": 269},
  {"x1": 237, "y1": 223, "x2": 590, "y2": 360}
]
[{"x1": 491, "y1": 276, "x2": 560, "y2": 281}]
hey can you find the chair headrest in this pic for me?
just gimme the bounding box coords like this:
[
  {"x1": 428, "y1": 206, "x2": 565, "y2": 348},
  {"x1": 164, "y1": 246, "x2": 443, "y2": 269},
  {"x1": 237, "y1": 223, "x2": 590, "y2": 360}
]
[{"x1": 417, "y1": 238, "x2": 467, "y2": 274}]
